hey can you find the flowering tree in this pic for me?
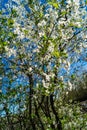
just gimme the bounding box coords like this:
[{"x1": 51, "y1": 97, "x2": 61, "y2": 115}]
[{"x1": 1, "y1": 0, "x2": 87, "y2": 129}]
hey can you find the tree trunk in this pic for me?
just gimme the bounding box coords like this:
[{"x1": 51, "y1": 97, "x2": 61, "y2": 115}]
[{"x1": 50, "y1": 94, "x2": 62, "y2": 130}]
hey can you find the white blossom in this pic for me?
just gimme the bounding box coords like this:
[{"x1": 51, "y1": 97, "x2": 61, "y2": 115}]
[
  {"x1": 42, "y1": 80, "x2": 49, "y2": 88},
  {"x1": 5, "y1": 47, "x2": 16, "y2": 57},
  {"x1": 38, "y1": 31, "x2": 45, "y2": 37},
  {"x1": 67, "y1": 0, "x2": 72, "y2": 5},
  {"x1": 28, "y1": 67, "x2": 32, "y2": 72},
  {"x1": 48, "y1": 43, "x2": 54, "y2": 52},
  {"x1": 60, "y1": 76, "x2": 64, "y2": 81},
  {"x1": 38, "y1": 20, "x2": 46, "y2": 27},
  {"x1": 68, "y1": 81, "x2": 73, "y2": 91}
]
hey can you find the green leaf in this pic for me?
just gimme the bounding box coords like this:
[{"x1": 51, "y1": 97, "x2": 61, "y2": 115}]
[
  {"x1": 49, "y1": 2, "x2": 59, "y2": 8},
  {"x1": 3, "y1": 41, "x2": 7, "y2": 45},
  {"x1": 61, "y1": 11, "x2": 67, "y2": 16},
  {"x1": 24, "y1": 30, "x2": 29, "y2": 35},
  {"x1": 85, "y1": 0, "x2": 87, "y2": 5},
  {"x1": 8, "y1": 18, "x2": 14, "y2": 25},
  {"x1": 52, "y1": 3, "x2": 59, "y2": 8},
  {"x1": 52, "y1": 51, "x2": 60, "y2": 57},
  {"x1": 43, "y1": 34, "x2": 47, "y2": 40}
]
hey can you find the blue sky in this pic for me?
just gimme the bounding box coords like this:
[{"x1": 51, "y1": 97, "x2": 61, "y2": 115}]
[
  {"x1": 0, "y1": 0, "x2": 8, "y2": 8},
  {"x1": 1, "y1": 0, "x2": 87, "y2": 91},
  {"x1": 0, "y1": 1, "x2": 87, "y2": 73}
]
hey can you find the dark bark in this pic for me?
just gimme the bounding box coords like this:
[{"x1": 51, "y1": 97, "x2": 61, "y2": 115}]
[
  {"x1": 50, "y1": 94, "x2": 62, "y2": 130},
  {"x1": 44, "y1": 96, "x2": 55, "y2": 129},
  {"x1": 44, "y1": 96, "x2": 51, "y2": 118},
  {"x1": 27, "y1": 73, "x2": 36, "y2": 130},
  {"x1": 39, "y1": 96, "x2": 55, "y2": 129},
  {"x1": 34, "y1": 101, "x2": 45, "y2": 130},
  {"x1": 18, "y1": 115, "x2": 23, "y2": 130},
  {"x1": 37, "y1": 95, "x2": 45, "y2": 110},
  {"x1": 4, "y1": 106, "x2": 14, "y2": 130}
]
